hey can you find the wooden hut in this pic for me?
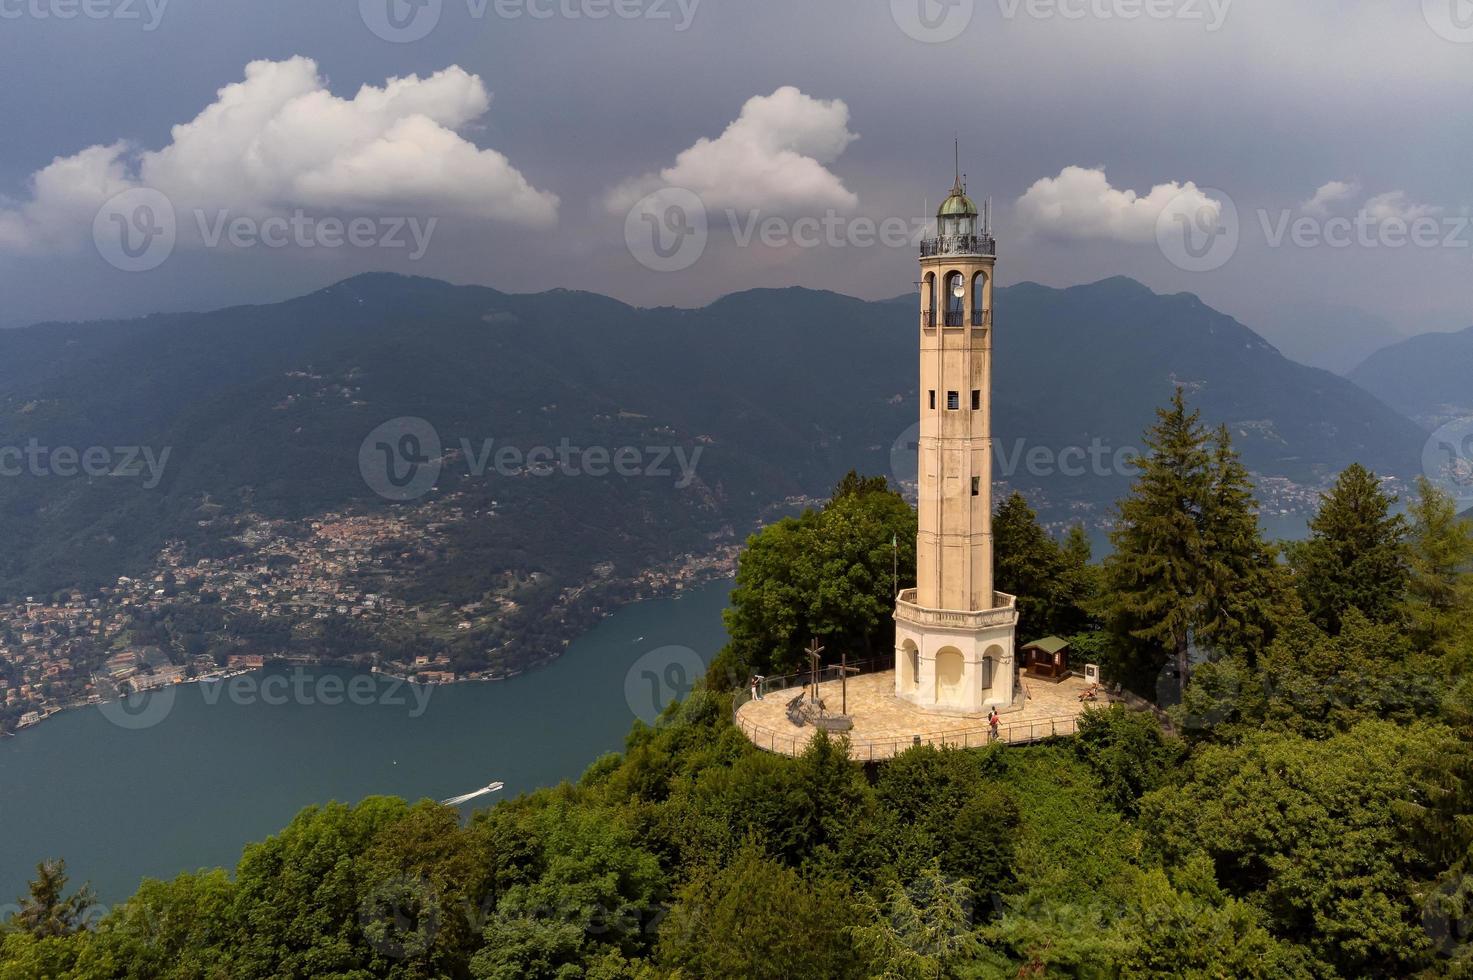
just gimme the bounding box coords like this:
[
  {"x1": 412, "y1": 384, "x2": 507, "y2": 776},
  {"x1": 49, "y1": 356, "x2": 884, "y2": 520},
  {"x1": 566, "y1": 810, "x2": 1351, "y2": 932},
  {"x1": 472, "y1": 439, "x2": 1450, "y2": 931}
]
[{"x1": 1021, "y1": 636, "x2": 1071, "y2": 682}]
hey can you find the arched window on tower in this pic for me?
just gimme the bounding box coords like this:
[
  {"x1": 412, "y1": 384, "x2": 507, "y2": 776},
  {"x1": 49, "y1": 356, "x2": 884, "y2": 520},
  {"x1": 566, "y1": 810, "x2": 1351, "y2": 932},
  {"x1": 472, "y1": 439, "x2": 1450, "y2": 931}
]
[
  {"x1": 922, "y1": 272, "x2": 936, "y2": 327},
  {"x1": 945, "y1": 272, "x2": 965, "y2": 326},
  {"x1": 971, "y1": 271, "x2": 988, "y2": 327}
]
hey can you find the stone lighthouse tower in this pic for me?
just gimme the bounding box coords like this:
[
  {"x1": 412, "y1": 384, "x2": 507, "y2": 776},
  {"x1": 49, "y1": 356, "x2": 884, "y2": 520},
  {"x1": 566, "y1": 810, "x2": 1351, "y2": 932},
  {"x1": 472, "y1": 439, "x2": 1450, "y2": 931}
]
[{"x1": 894, "y1": 162, "x2": 1019, "y2": 715}]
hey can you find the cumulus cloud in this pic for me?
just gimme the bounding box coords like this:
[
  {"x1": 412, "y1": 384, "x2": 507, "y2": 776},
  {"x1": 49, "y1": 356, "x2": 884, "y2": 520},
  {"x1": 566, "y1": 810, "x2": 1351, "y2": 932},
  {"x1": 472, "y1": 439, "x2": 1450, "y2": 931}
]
[
  {"x1": 1301, "y1": 180, "x2": 1361, "y2": 216},
  {"x1": 1014, "y1": 166, "x2": 1222, "y2": 243},
  {"x1": 0, "y1": 57, "x2": 558, "y2": 253},
  {"x1": 1361, "y1": 190, "x2": 1442, "y2": 223},
  {"x1": 604, "y1": 86, "x2": 859, "y2": 215}
]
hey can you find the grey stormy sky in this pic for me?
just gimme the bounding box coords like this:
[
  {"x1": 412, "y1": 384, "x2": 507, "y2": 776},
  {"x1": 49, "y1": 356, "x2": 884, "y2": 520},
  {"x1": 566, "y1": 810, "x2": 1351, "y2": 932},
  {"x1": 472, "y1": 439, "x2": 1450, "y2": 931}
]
[{"x1": 0, "y1": 0, "x2": 1469, "y2": 365}]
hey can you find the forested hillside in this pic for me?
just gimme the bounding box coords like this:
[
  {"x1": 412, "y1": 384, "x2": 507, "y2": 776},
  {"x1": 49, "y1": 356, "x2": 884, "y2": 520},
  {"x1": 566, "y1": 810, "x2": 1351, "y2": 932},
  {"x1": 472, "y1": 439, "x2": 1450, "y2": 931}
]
[
  {"x1": 0, "y1": 274, "x2": 1425, "y2": 600},
  {"x1": 4, "y1": 393, "x2": 1470, "y2": 979}
]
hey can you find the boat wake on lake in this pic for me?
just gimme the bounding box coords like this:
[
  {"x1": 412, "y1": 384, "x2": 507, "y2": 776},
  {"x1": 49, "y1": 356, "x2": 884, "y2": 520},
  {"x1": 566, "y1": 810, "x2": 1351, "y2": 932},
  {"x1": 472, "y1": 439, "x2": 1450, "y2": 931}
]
[{"x1": 441, "y1": 781, "x2": 505, "y2": 807}]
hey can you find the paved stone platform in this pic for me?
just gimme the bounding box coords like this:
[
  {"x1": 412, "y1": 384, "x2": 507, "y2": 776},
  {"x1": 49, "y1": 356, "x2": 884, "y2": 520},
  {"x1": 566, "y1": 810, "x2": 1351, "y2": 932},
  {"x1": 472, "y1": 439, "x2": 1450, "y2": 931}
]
[{"x1": 736, "y1": 671, "x2": 1096, "y2": 760}]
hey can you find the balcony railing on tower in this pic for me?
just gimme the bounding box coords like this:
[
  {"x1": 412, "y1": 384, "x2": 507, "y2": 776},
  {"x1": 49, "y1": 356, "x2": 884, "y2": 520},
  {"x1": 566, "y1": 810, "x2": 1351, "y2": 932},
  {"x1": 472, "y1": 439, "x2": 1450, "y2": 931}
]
[{"x1": 920, "y1": 233, "x2": 997, "y2": 258}]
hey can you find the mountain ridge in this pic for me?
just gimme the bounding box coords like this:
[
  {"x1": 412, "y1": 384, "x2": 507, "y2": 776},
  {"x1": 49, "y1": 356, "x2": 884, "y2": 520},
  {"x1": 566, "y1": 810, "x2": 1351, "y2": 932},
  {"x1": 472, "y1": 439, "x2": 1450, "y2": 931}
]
[
  {"x1": 1349, "y1": 324, "x2": 1473, "y2": 428},
  {"x1": 0, "y1": 274, "x2": 1426, "y2": 602}
]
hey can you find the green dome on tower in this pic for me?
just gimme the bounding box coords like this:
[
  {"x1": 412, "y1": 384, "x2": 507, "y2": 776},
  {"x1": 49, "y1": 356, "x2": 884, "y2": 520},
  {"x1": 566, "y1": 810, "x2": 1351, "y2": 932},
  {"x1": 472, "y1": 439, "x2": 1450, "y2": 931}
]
[{"x1": 938, "y1": 186, "x2": 979, "y2": 219}]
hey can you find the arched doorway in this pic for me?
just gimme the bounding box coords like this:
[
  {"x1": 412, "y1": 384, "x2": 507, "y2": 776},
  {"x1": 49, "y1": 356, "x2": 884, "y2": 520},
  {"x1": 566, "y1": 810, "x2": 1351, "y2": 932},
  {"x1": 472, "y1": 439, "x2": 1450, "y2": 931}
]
[
  {"x1": 983, "y1": 644, "x2": 1005, "y2": 694},
  {"x1": 899, "y1": 640, "x2": 920, "y2": 690},
  {"x1": 936, "y1": 647, "x2": 964, "y2": 705}
]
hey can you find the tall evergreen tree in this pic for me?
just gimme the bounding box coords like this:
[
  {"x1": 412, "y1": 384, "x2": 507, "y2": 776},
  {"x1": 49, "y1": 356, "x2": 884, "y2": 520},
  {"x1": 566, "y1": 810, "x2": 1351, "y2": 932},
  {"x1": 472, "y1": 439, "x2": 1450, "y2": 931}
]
[
  {"x1": 11, "y1": 860, "x2": 95, "y2": 939},
  {"x1": 994, "y1": 492, "x2": 1067, "y2": 641},
  {"x1": 1197, "y1": 426, "x2": 1291, "y2": 663},
  {"x1": 1288, "y1": 463, "x2": 1409, "y2": 634},
  {"x1": 1397, "y1": 678, "x2": 1473, "y2": 871},
  {"x1": 1103, "y1": 391, "x2": 1279, "y2": 691},
  {"x1": 1058, "y1": 525, "x2": 1100, "y2": 637},
  {"x1": 1103, "y1": 389, "x2": 1211, "y2": 691},
  {"x1": 1404, "y1": 477, "x2": 1473, "y2": 666}
]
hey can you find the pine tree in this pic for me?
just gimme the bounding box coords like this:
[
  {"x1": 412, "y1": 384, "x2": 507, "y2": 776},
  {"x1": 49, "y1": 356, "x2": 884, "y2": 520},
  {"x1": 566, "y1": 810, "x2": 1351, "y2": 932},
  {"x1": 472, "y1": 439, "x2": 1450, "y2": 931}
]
[
  {"x1": 1288, "y1": 463, "x2": 1409, "y2": 634},
  {"x1": 1103, "y1": 393, "x2": 1281, "y2": 691},
  {"x1": 1104, "y1": 389, "x2": 1211, "y2": 692},
  {"x1": 1405, "y1": 477, "x2": 1473, "y2": 665},
  {"x1": 994, "y1": 492, "x2": 1067, "y2": 640},
  {"x1": 1397, "y1": 679, "x2": 1473, "y2": 870},
  {"x1": 1057, "y1": 525, "x2": 1100, "y2": 637},
  {"x1": 13, "y1": 859, "x2": 95, "y2": 938},
  {"x1": 1197, "y1": 426, "x2": 1290, "y2": 663},
  {"x1": 994, "y1": 494, "x2": 1096, "y2": 641}
]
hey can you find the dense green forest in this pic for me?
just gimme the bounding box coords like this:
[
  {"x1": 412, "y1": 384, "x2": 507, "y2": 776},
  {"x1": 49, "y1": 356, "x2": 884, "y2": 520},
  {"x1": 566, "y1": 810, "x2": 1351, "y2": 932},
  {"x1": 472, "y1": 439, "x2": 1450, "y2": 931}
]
[{"x1": 4, "y1": 391, "x2": 1470, "y2": 978}]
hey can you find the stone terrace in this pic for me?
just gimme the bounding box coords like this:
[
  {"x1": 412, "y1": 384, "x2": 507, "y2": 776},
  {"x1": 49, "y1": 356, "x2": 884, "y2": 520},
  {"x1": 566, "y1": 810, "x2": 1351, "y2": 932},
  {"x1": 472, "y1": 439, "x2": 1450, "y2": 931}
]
[{"x1": 736, "y1": 671, "x2": 1097, "y2": 761}]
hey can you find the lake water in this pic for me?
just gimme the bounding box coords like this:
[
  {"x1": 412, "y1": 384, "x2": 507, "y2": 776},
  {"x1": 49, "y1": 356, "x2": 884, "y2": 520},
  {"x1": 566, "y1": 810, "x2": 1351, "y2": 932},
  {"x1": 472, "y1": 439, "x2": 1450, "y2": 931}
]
[{"x1": 0, "y1": 579, "x2": 733, "y2": 907}]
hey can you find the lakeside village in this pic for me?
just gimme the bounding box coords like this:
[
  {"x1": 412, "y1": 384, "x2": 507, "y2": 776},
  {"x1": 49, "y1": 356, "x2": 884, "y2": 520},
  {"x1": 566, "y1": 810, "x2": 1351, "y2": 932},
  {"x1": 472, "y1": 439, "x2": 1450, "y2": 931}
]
[
  {"x1": 0, "y1": 499, "x2": 742, "y2": 736},
  {"x1": 0, "y1": 456, "x2": 1343, "y2": 737}
]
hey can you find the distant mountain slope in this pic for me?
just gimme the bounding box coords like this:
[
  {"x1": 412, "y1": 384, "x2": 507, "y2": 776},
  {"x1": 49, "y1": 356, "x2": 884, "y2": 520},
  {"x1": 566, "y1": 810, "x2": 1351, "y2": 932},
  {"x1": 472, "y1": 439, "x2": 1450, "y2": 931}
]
[
  {"x1": 1248, "y1": 304, "x2": 1404, "y2": 376},
  {"x1": 1349, "y1": 325, "x2": 1473, "y2": 428},
  {"x1": 991, "y1": 278, "x2": 1423, "y2": 484},
  {"x1": 0, "y1": 274, "x2": 1425, "y2": 597}
]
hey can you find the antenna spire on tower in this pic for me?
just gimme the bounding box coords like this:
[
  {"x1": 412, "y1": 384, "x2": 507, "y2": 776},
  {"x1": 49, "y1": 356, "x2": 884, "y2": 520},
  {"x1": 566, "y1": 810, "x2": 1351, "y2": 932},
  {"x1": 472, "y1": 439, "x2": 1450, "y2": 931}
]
[{"x1": 953, "y1": 137, "x2": 961, "y2": 192}]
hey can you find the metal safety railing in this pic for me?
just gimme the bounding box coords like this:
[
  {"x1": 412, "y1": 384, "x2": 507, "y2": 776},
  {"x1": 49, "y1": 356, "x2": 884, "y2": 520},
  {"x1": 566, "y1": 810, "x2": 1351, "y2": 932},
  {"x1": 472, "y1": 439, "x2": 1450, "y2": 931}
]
[
  {"x1": 733, "y1": 656, "x2": 1083, "y2": 760},
  {"x1": 732, "y1": 657, "x2": 891, "y2": 715},
  {"x1": 735, "y1": 706, "x2": 1083, "y2": 760}
]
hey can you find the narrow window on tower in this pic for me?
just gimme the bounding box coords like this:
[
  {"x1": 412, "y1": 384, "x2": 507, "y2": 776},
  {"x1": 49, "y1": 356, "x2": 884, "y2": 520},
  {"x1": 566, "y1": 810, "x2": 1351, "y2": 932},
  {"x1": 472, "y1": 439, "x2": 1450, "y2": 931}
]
[
  {"x1": 928, "y1": 390, "x2": 936, "y2": 410},
  {"x1": 971, "y1": 390, "x2": 981, "y2": 410},
  {"x1": 971, "y1": 477, "x2": 980, "y2": 497},
  {"x1": 947, "y1": 391, "x2": 960, "y2": 411}
]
